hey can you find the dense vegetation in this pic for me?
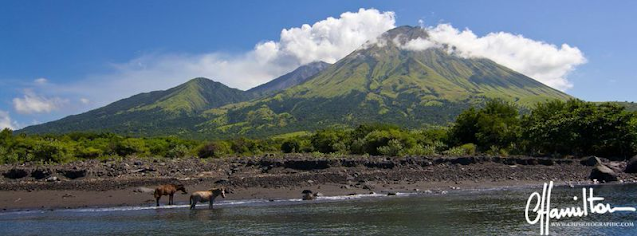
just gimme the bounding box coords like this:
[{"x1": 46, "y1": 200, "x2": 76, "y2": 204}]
[{"x1": 1, "y1": 99, "x2": 636, "y2": 164}]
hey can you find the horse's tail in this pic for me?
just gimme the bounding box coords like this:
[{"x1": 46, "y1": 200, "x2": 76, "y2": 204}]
[{"x1": 153, "y1": 189, "x2": 160, "y2": 199}]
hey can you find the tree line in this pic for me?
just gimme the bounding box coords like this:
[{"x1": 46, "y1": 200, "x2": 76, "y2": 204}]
[{"x1": 1, "y1": 99, "x2": 635, "y2": 164}]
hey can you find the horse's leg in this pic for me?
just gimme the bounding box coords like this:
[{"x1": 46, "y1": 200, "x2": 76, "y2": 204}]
[
  {"x1": 190, "y1": 196, "x2": 194, "y2": 210},
  {"x1": 169, "y1": 194, "x2": 174, "y2": 205},
  {"x1": 209, "y1": 196, "x2": 214, "y2": 209},
  {"x1": 156, "y1": 196, "x2": 160, "y2": 206}
]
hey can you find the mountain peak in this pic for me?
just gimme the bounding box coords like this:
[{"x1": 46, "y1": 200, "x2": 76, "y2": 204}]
[
  {"x1": 187, "y1": 77, "x2": 213, "y2": 83},
  {"x1": 380, "y1": 25, "x2": 429, "y2": 44},
  {"x1": 183, "y1": 77, "x2": 222, "y2": 87}
]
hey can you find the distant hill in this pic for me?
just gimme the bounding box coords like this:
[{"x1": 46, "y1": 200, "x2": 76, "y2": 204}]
[
  {"x1": 595, "y1": 101, "x2": 637, "y2": 112},
  {"x1": 19, "y1": 63, "x2": 330, "y2": 136},
  {"x1": 19, "y1": 78, "x2": 248, "y2": 136},
  {"x1": 247, "y1": 61, "x2": 330, "y2": 98},
  {"x1": 21, "y1": 26, "x2": 574, "y2": 139}
]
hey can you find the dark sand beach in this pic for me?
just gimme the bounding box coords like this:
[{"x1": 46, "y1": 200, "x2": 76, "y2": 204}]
[{"x1": 1, "y1": 155, "x2": 634, "y2": 210}]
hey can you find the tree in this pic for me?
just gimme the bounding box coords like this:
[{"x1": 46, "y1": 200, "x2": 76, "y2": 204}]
[
  {"x1": 197, "y1": 141, "x2": 230, "y2": 158},
  {"x1": 281, "y1": 139, "x2": 300, "y2": 153},
  {"x1": 114, "y1": 138, "x2": 149, "y2": 157},
  {"x1": 0, "y1": 128, "x2": 12, "y2": 147},
  {"x1": 449, "y1": 99, "x2": 520, "y2": 151},
  {"x1": 522, "y1": 99, "x2": 637, "y2": 159},
  {"x1": 311, "y1": 129, "x2": 350, "y2": 153}
]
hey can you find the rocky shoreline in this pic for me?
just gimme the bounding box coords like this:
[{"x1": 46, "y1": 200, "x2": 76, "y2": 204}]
[{"x1": 1, "y1": 155, "x2": 636, "y2": 210}]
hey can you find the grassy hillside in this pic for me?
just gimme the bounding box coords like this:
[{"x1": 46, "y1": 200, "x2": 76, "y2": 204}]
[
  {"x1": 247, "y1": 61, "x2": 330, "y2": 98},
  {"x1": 19, "y1": 78, "x2": 248, "y2": 136}
]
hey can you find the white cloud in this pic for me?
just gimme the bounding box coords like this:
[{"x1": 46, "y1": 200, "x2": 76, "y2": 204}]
[
  {"x1": 12, "y1": 90, "x2": 69, "y2": 114},
  {"x1": 0, "y1": 110, "x2": 15, "y2": 130},
  {"x1": 79, "y1": 98, "x2": 90, "y2": 105},
  {"x1": 34, "y1": 78, "x2": 48, "y2": 85},
  {"x1": 397, "y1": 37, "x2": 438, "y2": 51},
  {"x1": 257, "y1": 8, "x2": 396, "y2": 66},
  {"x1": 34, "y1": 8, "x2": 396, "y2": 108},
  {"x1": 395, "y1": 24, "x2": 586, "y2": 91}
]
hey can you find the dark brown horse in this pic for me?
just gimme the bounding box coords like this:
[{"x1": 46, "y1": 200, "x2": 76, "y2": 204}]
[{"x1": 154, "y1": 184, "x2": 187, "y2": 206}]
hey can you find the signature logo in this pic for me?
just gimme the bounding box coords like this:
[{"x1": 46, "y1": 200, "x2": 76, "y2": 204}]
[{"x1": 525, "y1": 181, "x2": 636, "y2": 235}]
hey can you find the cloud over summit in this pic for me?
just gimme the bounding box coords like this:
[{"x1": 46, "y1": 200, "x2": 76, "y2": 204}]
[{"x1": 392, "y1": 24, "x2": 587, "y2": 91}]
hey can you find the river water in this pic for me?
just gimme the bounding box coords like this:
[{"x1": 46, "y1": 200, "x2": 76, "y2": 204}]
[{"x1": 1, "y1": 183, "x2": 636, "y2": 235}]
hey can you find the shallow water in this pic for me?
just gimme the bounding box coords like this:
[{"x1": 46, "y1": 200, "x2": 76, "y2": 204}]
[{"x1": 1, "y1": 184, "x2": 636, "y2": 235}]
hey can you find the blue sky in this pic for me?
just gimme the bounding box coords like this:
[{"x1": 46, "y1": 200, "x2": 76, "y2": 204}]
[{"x1": 1, "y1": 0, "x2": 636, "y2": 129}]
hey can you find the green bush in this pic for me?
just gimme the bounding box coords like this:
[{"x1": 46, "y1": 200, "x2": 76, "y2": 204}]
[
  {"x1": 281, "y1": 139, "x2": 300, "y2": 153},
  {"x1": 197, "y1": 141, "x2": 230, "y2": 158},
  {"x1": 76, "y1": 147, "x2": 103, "y2": 159},
  {"x1": 403, "y1": 144, "x2": 437, "y2": 156},
  {"x1": 167, "y1": 144, "x2": 189, "y2": 158},
  {"x1": 114, "y1": 138, "x2": 149, "y2": 157},
  {"x1": 522, "y1": 99, "x2": 637, "y2": 159},
  {"x1": 449, "y1": 99, "x2": 520, "y2": 152},
  {"x1": 459, "y1": 143, "x2": 477, "y2": 156},
  {"x1": 230, "y1": 137, "x2": 260, "y2": 155},
  {"x1": 362, "y1": 129, "x2": 416, "y2": 155},
  {"x1": 444, "y1": 143, "x2": 476, "y2": 156},
  {"x1": 31, "y1": 140, "x2": 75, "y2": 163},
  {"x1": 311, "y1": 129, "x2": 350, "y2": 153},
  {"x1": 377, "y1": 139, "x2": 404, "y2": 156}
]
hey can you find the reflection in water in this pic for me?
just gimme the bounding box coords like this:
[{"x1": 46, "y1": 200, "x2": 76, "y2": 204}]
[{"x1": 1, "y1": 184, "x2": 636, "y2": 235}]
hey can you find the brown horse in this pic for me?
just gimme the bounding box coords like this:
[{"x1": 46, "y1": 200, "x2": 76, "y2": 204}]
[
  {"x1": 190, "y1": 188, "x2": 226, "y2": 209},
  {"x1": 154, "y1": 184, "x2": 187, "y2": 206}
]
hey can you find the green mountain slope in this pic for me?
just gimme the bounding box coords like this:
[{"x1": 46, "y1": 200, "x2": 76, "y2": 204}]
[
  {"x1": 197, "y1": 26, "x2": 572, "y2": 138},
  {"x1": 20, "y1": 26, "x2": 574, "y2": 139},
  {"x1": 247, "y1": 61, "x2": 330, "y2": 98},
  {"x1": 20, "y1": 78, "x2": 249, "y2": 136},
  {"x1": 19, "y1": 63, "x2": 334, "y2": 137}
]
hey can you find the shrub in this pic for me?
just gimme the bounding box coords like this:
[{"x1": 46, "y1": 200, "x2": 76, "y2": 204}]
[
  {"x1": 281, "y1": 139, "x2": 300, "y2": 153},
  {"x1": 167, "y1": 144, "x2": 189, "y2": 158},
  {"x1": 362, "y1": 129, "x2": 416, "y2": 155},
  {"x1": 403, "y1": 144, "x2": 437, "y2": 156},
  {"x1": 444, "y1": 143, "x2": 476, "y2": 156},
  {"x1": 522, "y1": 99, "x2": 637, "y2": 159},
  {"x1": 197, "y1": 142, "x2": 230, "y2": 158},
  {"x1": 311, "y1": 129, "x2": 350, "y2": 153},
  {"x1": 377, "y1": 139, "x2": 404, "y2": 156},
  {"x1": 459, "y1": 143, "x2": 476, "y2": 156},
  {"x1": 32, "y1": 140, "x2": 75, "y2": 163},
  {"x1": 114, "y1": 138, "x2": 149, "y2": 157},
  {"x1": 230, "y1": 137, "x2": 260, "y2": 155},
  {"x1": 76, "y1": 147, "x2": 102, "y2": 159},
  {"x1": 449, "y1": 99, "x2": 520, "y2": 151}
]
